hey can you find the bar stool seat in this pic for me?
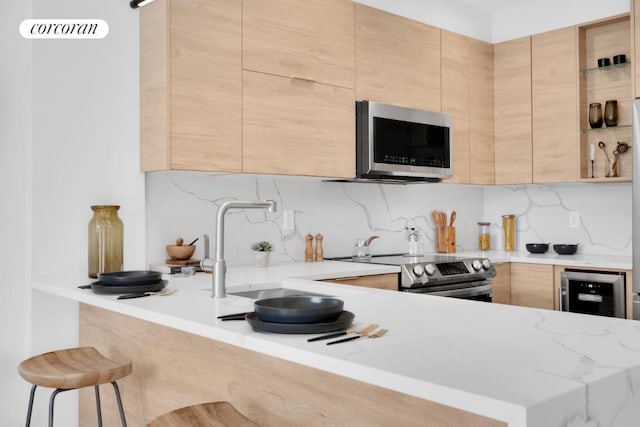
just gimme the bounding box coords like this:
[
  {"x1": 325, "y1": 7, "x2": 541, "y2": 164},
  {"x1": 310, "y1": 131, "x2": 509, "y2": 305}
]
[
  {"x1": 147, "y1": 402, "x2": 260, "y2": 427},
  {"x1": 18, "y1": 346, "x2": 132, "y2": 427}
]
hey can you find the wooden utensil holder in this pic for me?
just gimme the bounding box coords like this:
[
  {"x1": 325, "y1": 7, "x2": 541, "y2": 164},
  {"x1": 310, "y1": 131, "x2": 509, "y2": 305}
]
[{"x1": 436, "y1": 226, "x2": 456, "y2": 253}]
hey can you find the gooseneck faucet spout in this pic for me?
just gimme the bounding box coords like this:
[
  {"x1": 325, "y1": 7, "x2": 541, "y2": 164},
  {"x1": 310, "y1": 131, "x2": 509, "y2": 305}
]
[{"x1": 213, "y1": 200, "x2": 277, "y2": 298}]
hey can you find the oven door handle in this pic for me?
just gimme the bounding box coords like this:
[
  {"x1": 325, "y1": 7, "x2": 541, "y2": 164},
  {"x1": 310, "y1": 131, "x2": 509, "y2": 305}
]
[{"x1": 427, "y1": 283, "x2": 492, "y2": 298}]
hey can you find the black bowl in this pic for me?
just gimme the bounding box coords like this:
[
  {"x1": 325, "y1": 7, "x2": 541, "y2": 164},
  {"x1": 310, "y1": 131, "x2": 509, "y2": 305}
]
[
  {"x1": 526, "y1": 243, "x2": 549, "y2": 254},
  {"x1": 553, "y1": 244, "x2": 579, "y2": 255},
  {"x1": 254, "y1": 296, "x2": 344, "y2": 324},
  {"x1": 598, "y1": 57, "x2": 611, "y2": 67},
  {"x1": 613, "y1": 54, "x2": 626, "y2": 65}
]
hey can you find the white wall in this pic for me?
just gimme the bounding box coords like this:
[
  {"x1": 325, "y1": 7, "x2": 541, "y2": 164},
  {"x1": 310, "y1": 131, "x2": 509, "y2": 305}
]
[{"x1": 1, "y1": 0, "x2": 145, "y2": 425}]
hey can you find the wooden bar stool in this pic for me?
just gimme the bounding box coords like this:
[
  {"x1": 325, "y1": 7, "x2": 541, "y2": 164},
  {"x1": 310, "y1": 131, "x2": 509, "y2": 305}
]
[
  {"x1": 17, "y1": 346, "x2": 132, "y2": 427},
  {"x1": 147, "y1": 402, "x2": 261, "y2": 427}
]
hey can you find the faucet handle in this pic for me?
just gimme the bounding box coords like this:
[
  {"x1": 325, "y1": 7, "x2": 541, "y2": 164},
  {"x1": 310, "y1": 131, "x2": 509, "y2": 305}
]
[{"x1": 200, "y1": 258, "x2": 214, "y2": 273}]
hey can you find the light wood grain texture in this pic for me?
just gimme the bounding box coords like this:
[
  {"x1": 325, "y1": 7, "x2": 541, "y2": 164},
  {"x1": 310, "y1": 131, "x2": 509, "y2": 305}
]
[
  {"x1": 79, "y1": 304, "x2": 506, "y2": 427},
  {"x1": 469, "y1": 38, "x2": 495, "y2": 184},
  {"x1": 147, "y1": 401, "x2": 260, "y2": 427},
  {"x1": 355, "y1": 4, "x2": 441, "y2": 111},
  {"x1": 140, "y1": 0, "x2": 169, "y2": 171},
  {"x1": 169, "y1": 0, "x2": 242, "y2": 171},
  {"x1": 321, "y1": 273, "x2": 399, "y2": 290},
  {"x1": 18, "y1": 346, "x2": 131, "y2": 389},
  {"x1": 579, "y1": 16, "x2": 632, "y2": 181},
  {"x1": 242, "y1": 71, "x2": 355, "y2": 178},
  {"x1": 494, "y1": 37, "x2": 532, "y2": 184},
  {"x1": 635, "y1": 1, "x2": 640, "y2": 98},
  {"x1": 441, "y1": 30, "x2": 470, "y2": 184},
  {"x1": 510, "y1": 263, "x2": 554, "y2": 310},
  {"x1": 554, "y1": 266, "x2": 633, "y2": 319},
  {"x1": 492, "y1": 263, "x2": 511, "y2": 305},
  {"x1": 242, "y1": 0, "x2": 355, "y2": 89},
  {"x1": 531, "y1": 26, "x2": 579, "y2": 183}
]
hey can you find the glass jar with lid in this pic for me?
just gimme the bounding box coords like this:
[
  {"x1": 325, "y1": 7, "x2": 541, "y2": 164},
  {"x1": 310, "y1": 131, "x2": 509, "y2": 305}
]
[
  {"x1": 502, "y1": 214, "x2": 516, "y2": 251},
  {"x1": 477, "y1": 222, "x2": 491, "y2": 250}
]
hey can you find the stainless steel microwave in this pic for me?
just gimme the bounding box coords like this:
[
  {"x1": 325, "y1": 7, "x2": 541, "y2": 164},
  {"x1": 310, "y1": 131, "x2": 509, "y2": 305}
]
[{"x1": 356, "y1": 101, "x2": 453, "y2": 181}]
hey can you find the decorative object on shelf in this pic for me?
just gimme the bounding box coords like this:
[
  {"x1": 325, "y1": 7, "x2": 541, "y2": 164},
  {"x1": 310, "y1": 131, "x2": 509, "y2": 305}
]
[
  {"x1": 597, "y1": 57, "x2": 611, "y2": 67},
  {"x1": 589, "y1": 143, "x2": 595, "y2": 178},
  {"x1": 502, "y1": 214, "x2": 516, "y2": 252},
  {"x1": 613, "y1": 54, "x2": 626, "y2": 65},
  {"x1": 88, "y1": 205, "x2": 124, "y2": 278},
  {"x1": 251, "y1": 240, "x2": 272, "y2": 268},
  {"x1": 597, "y1": 141, "x2": 631, "y2": 178},
  {"x1": 604, "y1": 100, "x2": 618, "y2": 127},
  {"x1": 477, "y1": 222, "x2": 491, "y2": 251},
  {"x1": 305, "y1": 234, "x2": 314, "y2": 262},
  {"x1": 314, "y1": 233, "x2": 324, "y2": 262},
  {"x1": 588, "y1": 103, "x2": 603, "y2": 128}
]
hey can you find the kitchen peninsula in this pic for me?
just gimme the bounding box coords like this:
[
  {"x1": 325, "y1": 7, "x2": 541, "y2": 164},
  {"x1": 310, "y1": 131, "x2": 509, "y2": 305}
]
[{"x1": 35, "y1": 260, "x2": 640, "y2": 427}]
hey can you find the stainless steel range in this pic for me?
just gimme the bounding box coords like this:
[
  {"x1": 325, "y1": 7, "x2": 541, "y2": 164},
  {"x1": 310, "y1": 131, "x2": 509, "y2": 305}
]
[{"x1": 331, "y1": 254, "x2": 496, "y2": 301}]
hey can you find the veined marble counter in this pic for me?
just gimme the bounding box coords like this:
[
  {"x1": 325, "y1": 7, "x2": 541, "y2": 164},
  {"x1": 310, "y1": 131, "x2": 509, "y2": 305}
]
[{"x1": 34, "y1": 261, "x2": 640, "y2": 427}]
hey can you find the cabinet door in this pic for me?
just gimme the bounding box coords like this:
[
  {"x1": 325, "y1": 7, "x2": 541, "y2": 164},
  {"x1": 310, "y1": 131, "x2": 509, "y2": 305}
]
[
  {"x1": 469, "y1": 39, "x2": 495, "y2": 184},
  {"x1": 242, "y1": 0, "x2": 355, "y2": 89},
  {"x1": 492, "y1": 263, "x2": 510, "y2": 305},
  {"x1": 322, "y1": 274, "x2": 399, "y2": 291},
  {"x1": 242, "y1": 71, "x2": 355, "y2": 178},
  {"x1": 494, "y1": 37, "x2": 532, "y2": 184},
  {"x1": 532, "y1": 27, "x2": 579, "y2": 183},
  {"x1": 441, "y1": 31, "x2": 470, "y2": 184},
  {"x1": 140, "y1": 0, "x2": 242, "y2": 172},
  {"x1": 355, "y1": 4, "x2": 441, "y2": 111},
  {"x1": 510, "y1": 263, "x2": 554, "y2": 310}
]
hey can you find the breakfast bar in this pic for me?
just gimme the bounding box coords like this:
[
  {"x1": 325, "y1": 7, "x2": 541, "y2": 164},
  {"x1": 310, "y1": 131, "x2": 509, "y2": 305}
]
[{"x1": 34, "y1": 261, "x2": 640, "y2": 427}]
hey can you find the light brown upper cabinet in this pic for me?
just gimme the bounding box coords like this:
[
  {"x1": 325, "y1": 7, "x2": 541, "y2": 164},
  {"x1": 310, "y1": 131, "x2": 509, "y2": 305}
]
[
  {"x1": 355, "y1": 4, "x2": 441, "y2": 112},
  {"x1": 242, "y1": 0, "x2": 355, "y2": 89},
  {"x1": 510, "y1": 263, "x2": 554, "y2": 310},
  {"x1": 140, "y1": 0, "x2": 242, "y2": 172},
  {"x1": 531, "y1": 27, "x2": 579, "y2": 183},
  {"x1": 469, "y1": 39, "x2": 495, "y2": 184},
  {"x1": 441, "y1": 31, "x2": 470, "y2": 184},
  {"x1": 242, "y1": 72, "x2": 355, "y2": 178},
  {"x1": 494, "y1": 37, "x2": 532, "y2": 184}
]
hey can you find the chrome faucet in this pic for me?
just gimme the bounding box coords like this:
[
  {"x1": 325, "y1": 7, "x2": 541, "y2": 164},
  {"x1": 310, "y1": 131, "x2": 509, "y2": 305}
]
[{"x1": 212, "y1": 200, "x2": 277, "y2": 298}]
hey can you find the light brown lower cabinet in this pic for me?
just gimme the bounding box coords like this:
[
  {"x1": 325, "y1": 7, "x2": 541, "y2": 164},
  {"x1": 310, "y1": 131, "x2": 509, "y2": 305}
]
[
  {"x1": 491, "y1": 263, "x2": 511, "y2": 304},
  {"x1": 321, "y1": 273, "x2": 399, "y2": 290},
  {"x1": 509, "y1": 263, "x2": 555, "y2": 310}
]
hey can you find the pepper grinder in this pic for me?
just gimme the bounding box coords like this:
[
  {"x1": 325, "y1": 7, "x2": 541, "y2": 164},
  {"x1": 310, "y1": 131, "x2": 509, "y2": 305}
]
[
  {"x1": 305, "y1": 234, "x2": 314, "y2": 262},
  {"x1": 314, "y1": 233, "x2": 324, "y2": 262}
]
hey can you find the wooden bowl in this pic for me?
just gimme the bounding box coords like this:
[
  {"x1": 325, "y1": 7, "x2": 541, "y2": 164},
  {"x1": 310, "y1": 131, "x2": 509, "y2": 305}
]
[{"x1": 166, "y1": 244, "x2": 195, "y2": 260}]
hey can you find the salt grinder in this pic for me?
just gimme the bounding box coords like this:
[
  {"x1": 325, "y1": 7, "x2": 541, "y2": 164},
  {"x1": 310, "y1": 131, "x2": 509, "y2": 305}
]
[
  {"x1": 314, "y1": 233, "x2": 324, "y2": 262},
  {"x1": 305, "y1": 234, "x2": 314, "y2": 262}
]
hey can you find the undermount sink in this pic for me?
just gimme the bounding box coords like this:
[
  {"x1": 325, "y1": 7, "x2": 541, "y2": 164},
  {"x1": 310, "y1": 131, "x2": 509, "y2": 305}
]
[{"x1": 228, "y1": 287, "x2": 331, "y2": 299}]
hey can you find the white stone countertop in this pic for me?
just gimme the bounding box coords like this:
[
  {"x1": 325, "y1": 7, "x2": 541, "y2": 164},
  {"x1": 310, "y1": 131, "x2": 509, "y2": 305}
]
[{"x1": 33, "y1": 260, "x2": 640, "y2": 427}]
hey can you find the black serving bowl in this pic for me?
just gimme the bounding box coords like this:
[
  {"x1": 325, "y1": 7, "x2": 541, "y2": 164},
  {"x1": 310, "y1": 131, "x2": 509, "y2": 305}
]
[
  {"x1": 553, "y1": 244, "x2": 579, "y2": 255},
  {"x1": 254, "y1": 296, "x2": 344, "y2": 324},
  {"x1": 525, "y1": 243, "x2": 549, "y2": 254}
]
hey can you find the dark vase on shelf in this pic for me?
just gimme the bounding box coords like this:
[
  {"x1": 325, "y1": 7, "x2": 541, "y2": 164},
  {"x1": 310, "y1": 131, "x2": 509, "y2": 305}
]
[
  {"x1": 589, "y1": 103, "x2": 603, "y2": 129},
  {"x1": 604, "y1": 100, "x2": 618, "y2": 127}
]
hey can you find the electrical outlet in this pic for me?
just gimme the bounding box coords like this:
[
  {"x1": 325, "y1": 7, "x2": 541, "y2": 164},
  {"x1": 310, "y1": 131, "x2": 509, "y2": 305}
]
[
  {"x1": 283, "y1": 210, "x2": 295, "y2": 232},
  {"x1": 569, "y1": 211, "x2": 580, "y2": 228}
]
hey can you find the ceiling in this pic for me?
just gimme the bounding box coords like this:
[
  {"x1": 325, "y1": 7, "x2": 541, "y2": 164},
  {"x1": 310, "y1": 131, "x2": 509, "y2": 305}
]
[{"x1": 454, "y1": 0, "x2": 534, "y2": 14}]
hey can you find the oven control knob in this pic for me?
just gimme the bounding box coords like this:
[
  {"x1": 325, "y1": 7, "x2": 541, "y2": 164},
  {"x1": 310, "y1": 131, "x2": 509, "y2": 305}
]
[
  {"x1": 472, "y1": 260, "x2": 482, "y2": 271},
  {"x1": 482, "y1": 259, "x2": 492, "y2": 270},
  {"x1": 413, "y1": 264, "x2": 425, "y2": 277},
  {"x1": 424, "y1": 264, "x2": 436, "y2": 276}
]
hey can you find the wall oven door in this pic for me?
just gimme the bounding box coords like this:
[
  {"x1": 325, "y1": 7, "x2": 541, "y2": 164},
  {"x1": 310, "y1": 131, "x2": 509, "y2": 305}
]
[
  {"x1": 403, "y1": 280, "x2": 492, "y2": 302},
  {"x1": 560, "y1": 270, "x2": 625, "y2": 318}
]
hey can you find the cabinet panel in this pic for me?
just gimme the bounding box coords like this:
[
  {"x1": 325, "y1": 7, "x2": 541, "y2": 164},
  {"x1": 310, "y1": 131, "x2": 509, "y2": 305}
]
[
  {"x1": 469, "y1": 39, "x2": 495, "y2": 184},
  {"x1": 322, "y1": 274, "x2": 399, "y2": 291},
  {"x1": 531, "y1": 27, "x2": 579, "y2": 183},
  {"x1": 243, "y1": 71, "x2": 355, "y2": 178},
  {"x1": 441, "y1": 31, "x2": 470, "y2": 184},
  {"x1": 494, "y1": 37, "x2": 532, "y2": 184},
  {"x1": 492, "y1": 263, "x2": 510, "y2": 305},
  {"x1": 510, "y1": 263, "x2": 554, "y2": 310},
  {"x1": 355, "y1": 4, "x2": 441, "y2": 111},
  {"x1": 242, "y1": 0, "x2": 355, "y2": 89}
]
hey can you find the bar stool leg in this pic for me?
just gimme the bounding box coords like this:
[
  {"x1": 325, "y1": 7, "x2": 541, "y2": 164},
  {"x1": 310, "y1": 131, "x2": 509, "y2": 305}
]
[
  {"x1": 95, "y1": 385, "x2": 103, "y2": 427},
  {"x1": 25, "y1": 384, "x2": 37, "y2": 427},
  {"x1": 111, "y1": 381, "x2": 128, "y2": 427},
  {"x1": 48, "y1": 389, "x2": 65, "y2": 427}
]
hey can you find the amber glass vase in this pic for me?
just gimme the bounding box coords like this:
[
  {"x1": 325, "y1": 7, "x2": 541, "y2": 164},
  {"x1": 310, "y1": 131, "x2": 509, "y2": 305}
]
[{"x1": 88, "y1": 205, "x2": 123, "y2": 278}]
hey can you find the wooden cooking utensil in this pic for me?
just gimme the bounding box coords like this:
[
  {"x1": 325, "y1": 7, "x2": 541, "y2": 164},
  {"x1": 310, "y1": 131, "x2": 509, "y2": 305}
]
[{"x1": 449, "y1": 211, "x2": 456, "y2": 227}]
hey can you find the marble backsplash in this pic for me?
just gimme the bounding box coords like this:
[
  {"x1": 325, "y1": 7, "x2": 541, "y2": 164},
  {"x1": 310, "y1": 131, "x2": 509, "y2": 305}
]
[{"x1": 145, "y1": 172, "x2": 632, "y2": 266}]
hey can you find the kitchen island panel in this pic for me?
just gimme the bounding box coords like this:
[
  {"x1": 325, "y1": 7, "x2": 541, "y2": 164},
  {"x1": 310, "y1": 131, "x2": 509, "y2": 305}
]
[{"x1": 79, "y1": 303, "x2": 506, "y2": 427}]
